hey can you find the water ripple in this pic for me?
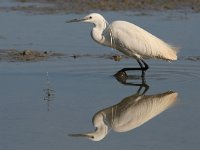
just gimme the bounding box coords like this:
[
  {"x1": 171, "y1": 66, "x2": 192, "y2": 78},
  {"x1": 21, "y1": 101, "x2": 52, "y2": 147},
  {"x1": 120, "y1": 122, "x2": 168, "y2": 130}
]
[{"x1": 148, "y1": 62, "x2": 200, "y2": 82}]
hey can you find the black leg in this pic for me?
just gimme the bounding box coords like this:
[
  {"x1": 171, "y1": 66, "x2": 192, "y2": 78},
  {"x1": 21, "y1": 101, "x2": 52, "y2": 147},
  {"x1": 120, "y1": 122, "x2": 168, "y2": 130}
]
[
  {"x1": 137, "y1": 59, "x2": 149, "y2": 78},
  {"x1": 120, "y1": 59, "x2": 149, "y2": 71},
  {"x1": 137, "y1": 59, "x2": 145, "y2": 77},
  {"x1": 115, "y1": 59, "x2": 149, "y2": 78},
  {"x1": 137, "y1": 59, "x2": 149, "y2": 70},
  {"x1": 141, "y1": 59, "x2": 149, "y2": 70}
]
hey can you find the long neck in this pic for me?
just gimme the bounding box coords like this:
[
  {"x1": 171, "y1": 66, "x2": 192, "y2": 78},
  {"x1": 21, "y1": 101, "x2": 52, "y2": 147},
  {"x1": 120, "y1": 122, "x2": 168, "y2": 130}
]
[{"x1": 91, "y1": 20, "x2": 107, "y2": 45}]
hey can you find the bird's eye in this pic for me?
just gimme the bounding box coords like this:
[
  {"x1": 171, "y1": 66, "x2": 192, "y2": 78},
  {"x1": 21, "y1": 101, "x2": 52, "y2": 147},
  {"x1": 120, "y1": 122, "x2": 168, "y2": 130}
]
[{"x1": 89, "y1": 16, "x2": 92, "y2": 19}]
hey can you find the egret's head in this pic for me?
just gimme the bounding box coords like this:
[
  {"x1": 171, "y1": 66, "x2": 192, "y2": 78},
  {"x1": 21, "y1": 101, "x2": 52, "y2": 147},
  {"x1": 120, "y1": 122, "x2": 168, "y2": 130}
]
[
  {"x1": 82, "y1": 13, "x2": 105, "y2": 23},
  {"x1": 66, "y1": 13, "x2": 107, "y2": 27},
  {"x1": 69, "y1": 113, "x2": 108, "y2": 141}
]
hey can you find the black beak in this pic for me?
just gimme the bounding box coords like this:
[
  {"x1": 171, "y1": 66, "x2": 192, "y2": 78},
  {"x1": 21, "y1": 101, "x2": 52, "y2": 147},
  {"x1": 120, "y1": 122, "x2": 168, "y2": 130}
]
[{"x1": 65, "y1": 18, "x2": 88, "y2": 23}]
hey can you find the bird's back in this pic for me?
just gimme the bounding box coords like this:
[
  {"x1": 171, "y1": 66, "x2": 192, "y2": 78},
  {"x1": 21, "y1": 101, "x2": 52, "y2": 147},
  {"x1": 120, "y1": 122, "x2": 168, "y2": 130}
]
[{"x1": 109, "y1": 21, "x2": 178, "y2": 60}]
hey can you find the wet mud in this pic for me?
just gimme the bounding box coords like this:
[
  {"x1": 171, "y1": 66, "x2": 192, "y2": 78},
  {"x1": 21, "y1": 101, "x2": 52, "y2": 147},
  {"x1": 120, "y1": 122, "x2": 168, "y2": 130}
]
[
  {"x1": 0, "y1": 49, "x2": 64, "y2": 62},
  {"x1": 1, "y1": 0, "x2": 200, "y2": 14},
  {"x1": 0, "y1": 49, "x2": 199, "y2": 62}
]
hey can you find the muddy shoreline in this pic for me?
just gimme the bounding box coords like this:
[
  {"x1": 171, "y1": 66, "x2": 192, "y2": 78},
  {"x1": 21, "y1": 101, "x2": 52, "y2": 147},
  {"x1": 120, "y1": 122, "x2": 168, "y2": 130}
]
[
  {"x1": 0, "y1": 49, "x2": 64, "y2": 62},
  {"x1": 0, "y1": 49, "x2": 124, "y2": 62},
  {"x1": 0, "y1": 49, "x2": 199, "y2": 62},
  {"x1": 1, "y1": 0, "x2": 200, "y2": 14}
]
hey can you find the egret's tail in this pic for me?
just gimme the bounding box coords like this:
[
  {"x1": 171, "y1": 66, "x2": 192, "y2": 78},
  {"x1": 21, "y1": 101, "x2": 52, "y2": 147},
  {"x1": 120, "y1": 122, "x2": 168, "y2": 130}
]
[
  {"x1": 147, "y1": 35, "x2": 179, "y2": 61},
  {"x1": 160, "y1": 43, "x2": 179, "y2": 61}
]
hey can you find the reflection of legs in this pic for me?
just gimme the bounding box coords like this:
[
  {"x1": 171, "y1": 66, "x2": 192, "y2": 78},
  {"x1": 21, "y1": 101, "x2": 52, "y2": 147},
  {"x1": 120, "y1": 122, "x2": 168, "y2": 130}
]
[
  {"x1": 114, "y1": 71, "x2": 149, "y2": 92},
  {"x1": 117, "y1": 59, "x2": 149, "y2": 77},
  {"x1": 137, "y1": 83, "x2": 149, "y2": 95}
]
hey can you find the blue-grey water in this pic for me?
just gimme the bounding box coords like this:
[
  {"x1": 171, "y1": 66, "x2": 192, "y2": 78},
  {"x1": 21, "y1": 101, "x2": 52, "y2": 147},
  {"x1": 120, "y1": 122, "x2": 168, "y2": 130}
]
[{"x1": 0, "y1": 3, "x2": 200, "y2": 150}]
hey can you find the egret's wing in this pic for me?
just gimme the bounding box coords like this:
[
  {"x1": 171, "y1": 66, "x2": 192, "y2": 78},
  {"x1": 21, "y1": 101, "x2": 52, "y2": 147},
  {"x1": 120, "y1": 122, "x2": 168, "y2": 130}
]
[{"x1": 110, "y1": 21, "x2": 178, "y2": 60}]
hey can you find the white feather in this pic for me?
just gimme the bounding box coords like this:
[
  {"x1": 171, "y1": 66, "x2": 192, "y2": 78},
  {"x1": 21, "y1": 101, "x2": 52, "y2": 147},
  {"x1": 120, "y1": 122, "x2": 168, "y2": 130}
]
[{"x1": 106, "y1": 21, "x2": 178, "y2": 60}]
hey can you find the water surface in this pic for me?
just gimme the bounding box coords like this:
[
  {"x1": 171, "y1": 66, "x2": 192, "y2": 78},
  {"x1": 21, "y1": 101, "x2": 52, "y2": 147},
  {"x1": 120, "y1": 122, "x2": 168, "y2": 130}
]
[{"x1": 0, "y1": 8, "x2": 200, "y2": 150}]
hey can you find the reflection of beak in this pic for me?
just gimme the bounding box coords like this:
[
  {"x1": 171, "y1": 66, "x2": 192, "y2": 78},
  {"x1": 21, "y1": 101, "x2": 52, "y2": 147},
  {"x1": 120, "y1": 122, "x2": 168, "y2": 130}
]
[
  {"x1": 68, "y1": 133, "x2": 93, "y2": 139},
  {"x1": 65, "y1": 18, "x2": 88, "y2": 23}
]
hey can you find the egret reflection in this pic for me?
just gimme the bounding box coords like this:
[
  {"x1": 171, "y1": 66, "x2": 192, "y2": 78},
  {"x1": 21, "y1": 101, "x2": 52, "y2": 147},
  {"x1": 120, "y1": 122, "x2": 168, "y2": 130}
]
[{"x1": 69, "y1": 86, "x2": 178, "y2": 141}]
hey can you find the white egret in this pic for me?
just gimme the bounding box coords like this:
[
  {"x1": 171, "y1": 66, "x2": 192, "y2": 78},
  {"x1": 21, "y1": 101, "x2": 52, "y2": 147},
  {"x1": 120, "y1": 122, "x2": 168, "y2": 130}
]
[
  {"x1": 69, "y1": 90, "x2": 178, "y2": 141},
  {"x1": 66, "y1": 13, "x2": 179, "y2": 77}
]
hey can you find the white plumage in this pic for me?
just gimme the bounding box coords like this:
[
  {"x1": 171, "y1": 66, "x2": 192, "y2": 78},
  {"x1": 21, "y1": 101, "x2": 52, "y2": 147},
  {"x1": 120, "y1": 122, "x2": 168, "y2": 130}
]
[
  {"x1": 66, "y1": 13, "x2": 179, "y2": 75},
  {"x1": 109, "y1": 21, "x2": 178, "y2": 60}
]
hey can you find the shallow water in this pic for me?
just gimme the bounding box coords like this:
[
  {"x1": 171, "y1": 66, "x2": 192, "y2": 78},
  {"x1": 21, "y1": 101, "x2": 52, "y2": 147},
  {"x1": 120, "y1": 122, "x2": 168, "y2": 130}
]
[{"x1": 0, "y1": 7, "x2": 200, "y2": 150}]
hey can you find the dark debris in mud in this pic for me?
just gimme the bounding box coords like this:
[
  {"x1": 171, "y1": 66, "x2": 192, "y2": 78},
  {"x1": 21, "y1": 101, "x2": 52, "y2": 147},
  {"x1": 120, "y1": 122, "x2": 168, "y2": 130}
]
[
  {"x1": 0, "y1": 49, "x2": 126, "y2": 62},
  {"x1": 0, "y1": 49, "x2": 64, "y2": 62},
  {"x1": 182, "y1": 56, "x2": 200, "y2": 61},
  {"x1": 1, "y1": 0, "x2": 199, "y2": 14},
  {"x1": 70, "y1": 53, "x2": 125, "y2": 61}
]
